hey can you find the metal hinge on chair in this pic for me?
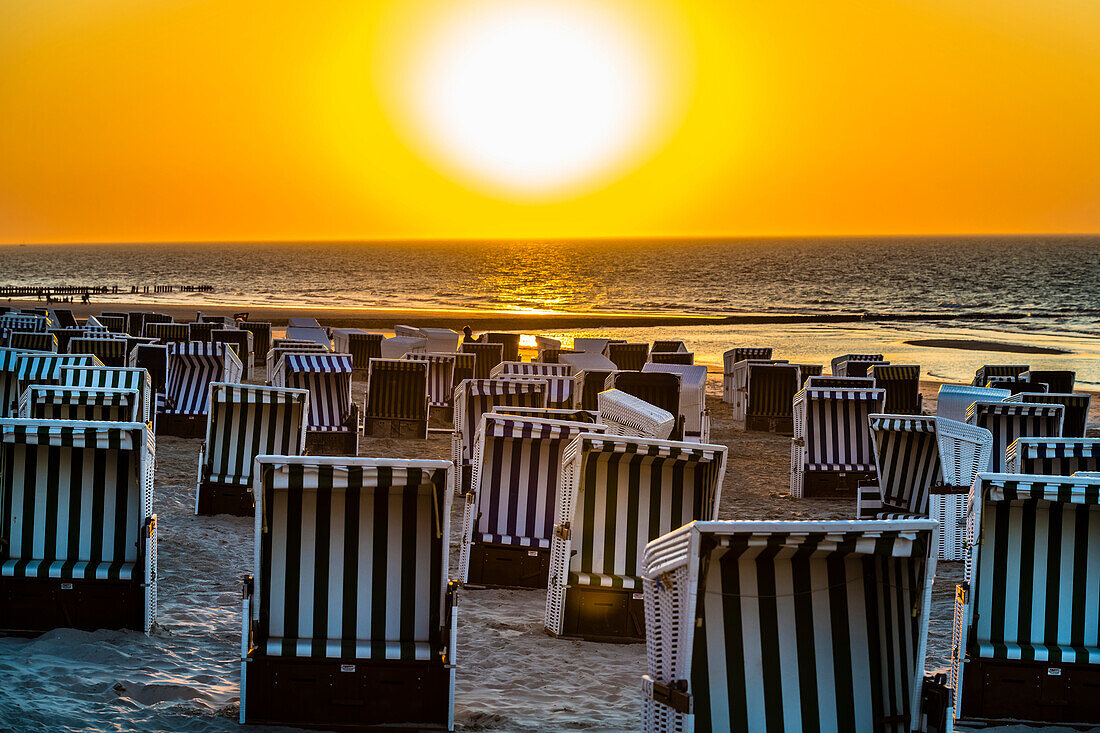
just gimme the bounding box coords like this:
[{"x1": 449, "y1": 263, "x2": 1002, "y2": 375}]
[
  {"x1": 651, "y1": 679, "x2": 691, "y2": 714},
  {"x1": 792, "y1": 437, "x2": 805, "y2": 447},
  {"x1": 465, "y1": 491, "x2": 475, "y2": 505},
  {"x1": 554, "y1": 523, "x2": 571, "y2": 540}
]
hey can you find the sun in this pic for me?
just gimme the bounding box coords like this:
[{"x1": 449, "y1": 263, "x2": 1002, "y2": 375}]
[{"x1": 393, "y1": 1, "x2": 679, "y2": 199}]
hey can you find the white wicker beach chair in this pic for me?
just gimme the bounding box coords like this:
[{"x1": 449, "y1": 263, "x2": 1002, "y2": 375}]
[
  {"x1": 545, "y1": 434, "x2": 726, "y2": 641},
  {"x1": 418, "y1": 327, "x2": 461, "y2": 353},
  {"x1": 931, "y1": 418, "x2": 994, "y2": 561},
  {"x1": 791, "y1": 378, "x2": 884, "y2": 497},
  {"x1": 597, "y1": 389, "x2": 676, "y2": 439},
  {"x1": 241, "y1": 456, "x2": 456, "y2": 731},
  {"x1": 1006, "y1": 437, "x2": 1100, "y2": 475},
  {"x1": 641, "y1": 519, "x2": 937, "y2": 733},
  {"x1": 966, "y1": 400, "x2": 1064, "y2": 472},
  {"x1": 161, "y1": 342, "x2": 244, "y2": 437},
  {"x1": 572, "y1": 337, "x2": 624, "y2": 354},
  {"x1": 1004, "y1": 391, "x2": 1091, "y2": 438},
  {"x1": 459, "y1": 414, "x2": 605, "y2": 588},
  {"x1": 606, "y1": 371, "x2": 683, "y2": 440},
  {"x1": 950, "y1": 474, "x2": 1100, "y2": 727},
  {"x1": 642, "y1": 363, "x2": 709, "y2": 442},
  {"x1": 0, "y1": 418, "x2": 156, "y2": 633},
  {"x1": 272, "y1": 352, "x2": 357, "y2": 455},
  {"x1": 935, "y1": 384, "x2": 1011, "y2": 423},
  {"x1": 195, "y1": 382, "x2": 308, "y2": 516}
]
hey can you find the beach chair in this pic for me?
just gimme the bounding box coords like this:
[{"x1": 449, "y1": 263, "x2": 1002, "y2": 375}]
[
  {"x1": 331, "y1": 328, "x2": 383, "y2": 371},
  {"x1": 545, "y1": 434, "x2": 726, "y2": 641},
  {"x1": 731, "y1": 361, "x2": 800, "y2": 433},
  {"x1": 97, "y1": 313, "x2": 129, "y2": 333},
  {"x1": 142, "y1": 313, "x2": 173, "y2": 328},
  {"x1": 125, "y1": 312, "x2": 146, "y2": 337},
  {"x1": 930, "y1": 418, "x2": 994, "y2": 561},
  {"x1": 794, "y1": 363, "x2": 823, "y2": 384},
  {"x1": 265, "y1": 343, "x2": 328, "y2": 384},
  {"x1": 48, "y1": 328, "x2": 83, "y2": 354},
  {"x1": 144, "y1": 322, "x2": 189, "y2": 345},
  {"x1": 68, "y1": 336, "x2": 129, "y2": 367},
  {"x1": 649, "y1": 351, "x2": 694, "y2": 365},
  {"x1": 571, "y1": 337, "x2": 623, "y2": 354},
  {"x1": 0, "y1": 348, "x2": 33, "y2": 418},
  {"x1": 238, "y1": 321, "x2": 271, "y2": 367},
  {"x1": 492, "y1": 405, "x2": 600, "y2": 424},
  {"x1": 935, "y1": 384, "x2": 1010, "y2": 423},
  {"x1": 363, "y1": 358, "x2": 429, "y2": 439},
  {"x1": 160, "y1": 342, "x2": 244, "y2": 437},
  {"x1": 195, "y1": 383, "x2": 308, "y2": 516},
  {"x1": 19, "y1": 385, "x2": 141, "y2": 423},
  {"x1": 855, "y1": 415, "x2": 941, "y2": 519},
  {"x1": 285, "y1": 317, "x2": 330, "y2": 348},
  {"x1": 452, "y1": 378, "x2": 548, "y2": 493},
  {"x1": 52, "y1": 309, "x2": 78, "y2": 329},
  {"x1": 59, "y1": 365, "x2": 153, "y2": 425},
  {"x1": 535, "y1": 336, "x2": 562, "y2": 361},
  {"x1": 481, "y1": 332, "x2": 521, "y2": 363},
  {"x1": 381, "y1": 335, "x2": 427, "y2": 360},
  {"x1": 606, "y1": 371, "x2": 683, "y2": 440},
  {"x1": 460, "y1": 414, "x2": 606, "y2": 588},
  {"x1": 129, "y1": 343, "x2": 169, "y2": 397},
  {"x1": 7, "y1": 331, "x2": 57, "y2": 352},
  {"x1": 643, "y1": 363, "x2": 709, "y2": 442},
  {"x1": 418, "y1": 327, "x2": 461, "y2": 354},
  {"x1": 1020, "y1": 369, "x2": 1075, "y2": 394},
  {"x1": 272, "y1": 352, "x2": 358, "y2": 455},
  {"x1": 0, "y1": 419, "x2": 157, "y2": 633},
  {"x1": 651, "y1": 340, "x2": 687, "y2": 354},
  {"x1": 539, "y1": 348, "x2": 579, "y2": 364},
  {"x1": 949, "y1": 474, "x2": 1100, "y2": 727},
  {"x1": 641, "y1": 518, "x2": 937, "y2": 733},
  {"x1": 0, "y1": 314, "x2": 49, "y2": 342},
  {"x1": 835, "y1": 356, "x2": 888, "y2": 378},
  {"x1": 867, "y1": 364, "x2": 922, "y2": 415},
  {"x1": 240, "y1": 456, "x2": 456, "y2": 731},
  {"x1": 12, "y1": 353, "x2": 104, "y2": 409},
  {"x1": 1006, "y1": 437, "x2": 1100, "y2": 476},
  {"x1": 211, "y1": 328, "x2": 253, "y2": 380},
  {"x1": 1004, "y1": 391, "x2": 1090, "y2": 437},
  {"x1": 791, "y1": 377, "x2": 884, "y2": 497},
  {"x1": 492, "y1": 362, "x2": 574, "y2": 409},
  {"x1": 402, "y1": 353, "x2": 457, "y2": 411},
  {"x1": 561, "y1": 352, "x2": 617, "y2": 411},
  {"x1": 460, "y1": 341, "x2": 504, "y2": 379},
  {"x1": 972, "y1": 364, "x2": 1027, "y2": 387},
  {"x1": 448, "y1": 351, "x2": 476, "y2": 387},
  {"x1": 965, "y1": 400, "x2": 1064, "y2": 472},
  {"x1": 185, "y1": 321, "x2": 215, "y2": 343},
  {"x1": 597, "y1": 389, "x2": 676, "y2": 439},
  {"x1": 606, "y1": 342, "x2": 650, "y2": 371}
]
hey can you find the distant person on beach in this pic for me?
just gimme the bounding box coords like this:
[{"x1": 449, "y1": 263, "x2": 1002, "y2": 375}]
[
  {"x1": 81, "y1": 292, "x2": 90, "y2": 304},
  {"x1": 462, "y1": 325, "x2": 477, "y2": 343}
]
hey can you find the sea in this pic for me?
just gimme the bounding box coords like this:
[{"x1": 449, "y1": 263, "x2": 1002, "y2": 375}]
[{"x1": 2, "y1": 235, "x2": 1099, "y2": 385}]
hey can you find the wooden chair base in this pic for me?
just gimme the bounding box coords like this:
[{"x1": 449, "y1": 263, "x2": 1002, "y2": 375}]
[
  {"x1": 558, "y1": 586, "x2": 645, "y2": 642},
  {"x1": 155, "y1": 412, "x2": 206, "y2": 438},
  {"x1": 362, "y1": 418, "x2": 428, "y2": 440},
  {"x1": 304, "y1": 430, "x2": 359, "y2": 456},
  {"x1": 466, "y1": 544, "x2": 549, "y2": 589},
  {"x1": 196, "y1": 480, "x2": 254, "y2": 516},
  {"x1": 801, "y1": 469, "x2": 876, "y2": 498},
  {"x1": 743, "y1": 415, "x2": 794, "y2": 434},
  {"x1": 243, "y1": 654, "x2": 451, "y2": 731},
  {"x1": 960, "y1": 656, "x2": 1100, "y2": 726},
  {"x1": 0, "y1": 577, "x2": 145, "y2": 633}
]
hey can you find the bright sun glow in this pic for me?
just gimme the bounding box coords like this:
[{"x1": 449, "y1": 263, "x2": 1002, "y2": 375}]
[{"x1": 403, "y1": 1, "x2": 666, "y2": 198}]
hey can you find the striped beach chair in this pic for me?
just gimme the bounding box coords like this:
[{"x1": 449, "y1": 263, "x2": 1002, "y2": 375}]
[
  {"x1": 950, "y1": 474, "x2": 1100, "y2": 727},
  {"x1": 449, "y1": 351, "x2": 477, "y2": 387},
  {"x1": 597, "y1": 389, "x2": 676, "y2": 439},
  {"x1": 12, "y1": 353, "x2": 103, "y2": 414},
  {"x1": 238, "y1": 321, "x2": 271, "y2": 367},
  {"x1": 791, "y1": 378, "x2": 884, "y2": 497},
  {"x1": 649, "y1": 351, "x2": 694, "y2": 365},
  {"x1": 643, "y1": 363, "x2": 709, "y2": 442},
  {"x1": 241, "y1": 456, "x2": 456, "y2": 731},
  {"x1": 363, "y1": 358, "x2": 429, "y2": 439},
  {"x1": 460, "y1": 341, "x2": 504, "y2": 379},
  {"x1": 856, "y1": 415, "x2": 941, "y2": 519},
  {"x1": 187, "y1": 321, "x2": 216, "y2": 342},
  {"x1": 98, "y1": 312, "x2": 130, "y2": 333},
  {"x1": 452, "y1": 378, "x2": 548, "y2": 493},
  {"x1": 8, "y1": 331, "x2": 57, "y2": 352},
  {"x1": 966, "y1": 400, "x2": 1064, "y2": 472},
  {"x1": 492, "y1": 405, "x2": 600, "y2": 423},
  {"x1": 1005, "y1": 391, "x2": 1091, "y2": 438},
  {"x1": 1006, "y1": 437, "x2": 1100, "y2": 476},
  {"x1": 606, "y1": 371, "x2": 683, "y2": 440},
  {"x1": 831, "y1": 353, "x2": 885, "y2": 377},
  {"x1": 1020, "y1": 369, "x2": 1075, "y2": 394},
  {"x1": 48, "y1": 328, "x2": 83, "y2": 354},
  {"x1": 545, "y1": 434, "x2": 726, "y2": 641},
  {"x1": 52, "y1": 309, "x2": 78, "y2": 329},
  {"x1": 651, "y1": 340, "x2": 687, "y2": 354},
  {"x1": 265, "y1": 343, "x2": 327, "y2": 384},
  {"x1": 195, "y1": 383, "x2": 308, "y2": 516},
  {"x1": 19, "y1": 385, "x2": 141, "y2": 423},
  {"x1": 535, "y1": 336, "x2": 562, "y2": 361},
  {"x1": 867, "y1": 364, "x2": 922, "y2": 415},
  {"x1": 493, "y1": 363, "x2": 574, "y2": 409},
  {"x1": 562, "y1": 352, "x2": 618, "y2": 411},
  {"x1": 0, "y1": 419, "x2": 157, "y2": 633},
  {"x1": 481, "y1": 332, "x2": 521, "y2": 363},
  {"x1": 722, "y1": 347, "x2": 776, "y2": 402},
  {"x1": 59, "y1": 365, "x2": 153, "y2": 426},
  {"x1": 129, "y1": 343, "x2": 169, "y2": 397},
  {"x1": 0, "y1": 314, "x2": 48, "y2": 342},
  {"x1": 68, "y1": 336, "x2": 129, "y2": 367},
  {"x1": 402, "y1": 352, "x2": 456, "y2": 410},
  {"x1": 125, "y1": 311, "x2": 147, "y2": 337},
  {"x1": 380, "y1": 335, "x2": 427, "y2": 359},
  {"x1": 145, "y1": 322, "x2": 190, "y2": 345},
  {"x1": 160, "y1": 342, "x2": 244, "y2": 437},
  {"x1": 731, "y1": 361, "x2": 800, "y2": 433},
  {"x1": 331, "y1": 328, "x2": 383, "y2": 370},
  {"x1": 0, "y1": 348, "x2": 33, "y2": 418},
  {"x1": 935, "y1": 384, "x2": 1010, "y2": 423},
  {"x1": 972, "y1": 364, "x2": 1027, "y2": 387},
  {"x1": 460, "y1": 414, "x2": 606, "y2": 587},
  {"x1": 606, "y1": 342, "x2": 650, "y2": 371},
  {"x1": 211, "y1": 328, "x2": 253, "y2": 380},
  {"x1": 273, "y1": 352, "x2": 358, "y2": 455},
  {"x1": 641, "y1": 519, "x2": 937, "y2": 733}
]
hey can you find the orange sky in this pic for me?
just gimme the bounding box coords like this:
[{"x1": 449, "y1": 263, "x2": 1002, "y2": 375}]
[{"x1": 1, "y1": 0, "x2": 1098, "y2": 243}]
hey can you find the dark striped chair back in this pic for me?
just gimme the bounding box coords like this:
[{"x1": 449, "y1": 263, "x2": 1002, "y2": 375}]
[
  {"x1": 450, "y1": 351, "x2": 476, "y2": 386},
  {"x1": 606, "y1": 342, "x2": 650, "y2": 371},
  {"x1": 650, "y1": 351, "x2": 694, "y2": 365},
  {"x1": 187, "y1": 321, "x2": 216, "y2": 342},
  {"x1": 333, "y1": 330, "x2": 383, "y2": 370},
  {"x1": 973, "y1": 364, "x2": 1027, "y2": 387},
  {"x1": 68, "y1": 336, "x2": 129, "y2": 367},
  {"x1": 13, "y1": 354, "x2": 103, "y2": 410},
  {"x1": 1006, "y1": 438, "x2": 1100, "y2": 476},
  {"x1": 746, "y1": 363, "x2": 800, "y2": 418},
  {"x1": 125, "y1": 312, "x2": 146, "y2": 336},
  {"x1": 60, "y1": 365, "x2": 152, "y2": 425},
  {"x1": 98, "y1": 314, "x2": 128, "y2": 333},
  {"x1": 0, "y1": 420, "x2": 154, "y2": 584},
  {"x1": 203, "y1": 383, "x2": 308, "y2": 486},
  {"x1": 1007, "y1": 392, "x2": 1090, "y2": 438},
  {"x1": 253, "y1": 456, "x2": 452, "y2": 660},
  {"x1": 53, "y1": 309, "x2": 79, "y2": 329},
  {"x1": 275, "y1": 353, "x2": 354, "y2": 432},
  {"x1": 238, "y1": 321, "x2": 272, "y2": 366},
  {"x1": 145, "y1": 322, "x2": 190, "y2": 344},
  {"x1": 869, "y1": 415, "x2": 941, "y2": 514},
  {"x1": 723, "y1": 347, "x2": 773, "y2": 374},
  {"x1": 492, "y1": 406, "x2": 600, "y2": 423},
  {"x1": 964, "y1": 474, "x2": 1100, "y2": 667},
  {"x1": 606, "y1": 372, "x2": 682, "y2": 438},
  {"x1": 143, "y1": 313, "x2": 173, "y2": 326},
  {"x1": 496, "y1": 370, "x2": 573, "y2": 409},
  {"x1": 49, "y1": 328, "x2": 83, "y2": 354},
  {"x1": 831, "y1": 353, "x2": 884, "y2": 376},
  {"x1": 652, "y1": 340, "x2": 687, "y2": 354},
  {"x1": 795, "y1": 364, "x2": 824, "y2": 384},
  {"x1": 966, "y1": 401, "x2": 1064, "y2": 472},
  {"x1": 558, "y1": 435, "x2": 725, "y2": 591},
  {"x1": 211, "y1": 329, "x2": 253, "y2": 379},
  {"x1": 453, "y1": 379, "x2": 548, "y2": 469},
  {"x1": 867, "y1": 364, "x2": 922, "y2": 414},
  {"x1": 574, "y1": 369, "x2": 615, "y2": 411},
  {"x1": 129, "y1": 343, "x2": 169, "y2": 395},
  {"x1": 165, "y1": 342, "x2": 242, "y2": 416},
  {"x1": 366, "y1": 359, "x2": 429, "y2": 420},
  {"x1": 0, "y1": 314, "x2": 48, "y2": 341},
  {"x1": 1020, "y1": 370, "x2": 1075, "y2": 394},
  {"x1": 482, "y1": 333, "x2": 521, "y2": 363},
  {"x1": 265, "y1": 343, "x2": 328, "y2": 382},
  {"x1": 461, "y1": 342, "x2": 504, "y2": 379},
  {"x1": 20, "y1": 386, "x2": 141, "y2": 422},
  {"x1": 642, "y1": 519, "x2": 936, "y2": 733},
  {"x1": 401, "y1": 353, "x2": 455, "y2": 407},
  {"x1": 492, "y1": 361, "x2": 572, "y2": 378},
  {"x1": 8, "y1": 331, "x2": 57, "y2": 352},
  {"x1": 797, "y1": 384, "x2": 885, "y2": 470}
]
